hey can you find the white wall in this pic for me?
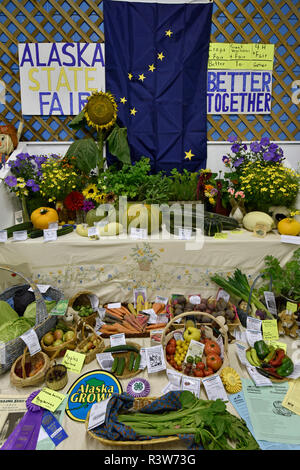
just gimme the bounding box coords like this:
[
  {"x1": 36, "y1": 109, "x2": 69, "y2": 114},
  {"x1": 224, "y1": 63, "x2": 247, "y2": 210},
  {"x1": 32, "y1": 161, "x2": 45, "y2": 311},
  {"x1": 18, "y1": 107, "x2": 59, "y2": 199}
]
[{"x1": 0, "y1": 140, "x2": 299, "y2": 230}]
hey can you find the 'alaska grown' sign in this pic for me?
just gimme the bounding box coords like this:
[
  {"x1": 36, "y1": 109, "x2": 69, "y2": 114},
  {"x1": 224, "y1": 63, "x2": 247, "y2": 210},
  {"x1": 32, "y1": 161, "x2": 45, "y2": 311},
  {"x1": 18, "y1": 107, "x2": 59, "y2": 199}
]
[{"x1": 18, "y1": 43, "x2": 105, "y2": 115}]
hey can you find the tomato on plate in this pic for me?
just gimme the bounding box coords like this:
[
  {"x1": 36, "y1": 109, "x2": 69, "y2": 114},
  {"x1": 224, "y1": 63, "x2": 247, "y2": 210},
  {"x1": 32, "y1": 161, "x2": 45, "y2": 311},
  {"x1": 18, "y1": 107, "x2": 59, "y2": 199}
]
[
  {"x1": 195, "y1": 361, "x2": 205, "y2": 370},
  {"x1": 193, "y1": 369, "x2": 204, "y2": 377},
  {"x1": 203, "y1": 367, "x2": 214, "y2": 376}
]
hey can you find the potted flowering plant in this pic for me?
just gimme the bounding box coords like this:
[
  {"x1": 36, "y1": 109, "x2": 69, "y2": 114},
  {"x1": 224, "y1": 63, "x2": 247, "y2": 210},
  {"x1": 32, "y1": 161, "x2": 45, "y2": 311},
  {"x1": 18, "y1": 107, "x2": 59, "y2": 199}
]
[
  {"x1": 227, "y1": 188, "x2": 246, "y2": 224},
  {"x1": 196, "y1": 169, "x2": 230, "y2": 215},
  {"x1": 222, "y1": 136, "x2": 299, "y2": 212}
]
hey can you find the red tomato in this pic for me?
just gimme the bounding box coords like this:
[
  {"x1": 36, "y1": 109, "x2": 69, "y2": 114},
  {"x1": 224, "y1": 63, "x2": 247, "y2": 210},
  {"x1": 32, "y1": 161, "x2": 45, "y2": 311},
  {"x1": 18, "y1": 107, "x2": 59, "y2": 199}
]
[
  {"x1": 169, "y1": 338, "x2": 176, "y2": 347},
  {"x1": 204, "y1": 340, "x2": 221, "y2": 356},
  {"x1": 204, "y1": 367, "x2": 214, "y2": 376},
  {"x1": 193, "y1": 369, "x2": 204, "y2": 377},
  {"x1": 195, "y1": 361, "x2": 205, "y2": 370},
  {"x1": 206, "y1": 353, "x2": 223, "y2": 371},
  {"x1": 166, "y1": 344, "x2": 176, "y2": 355}
]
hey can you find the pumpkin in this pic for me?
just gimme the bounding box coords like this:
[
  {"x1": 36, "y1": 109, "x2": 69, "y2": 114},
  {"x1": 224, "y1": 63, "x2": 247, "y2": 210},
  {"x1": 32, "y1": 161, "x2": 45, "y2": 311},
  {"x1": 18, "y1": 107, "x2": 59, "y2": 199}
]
[
  {"x1": 277, "y1": 217, "x2": 300, "y2": 236},
  {"x1": 204, "y1": 214, "x2": 222, "y2": 236},
  {"x1": 242, "y1": 211, "x2": 274, "y2": 232},
  {"x1": 30, "y1": 207, "x2": 59, "y2": 229}
]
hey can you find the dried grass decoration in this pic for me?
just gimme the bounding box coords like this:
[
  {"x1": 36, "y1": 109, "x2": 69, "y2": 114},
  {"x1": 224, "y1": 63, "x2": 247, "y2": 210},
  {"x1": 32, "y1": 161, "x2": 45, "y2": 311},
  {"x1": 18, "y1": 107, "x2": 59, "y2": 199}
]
[{"x1": 10, "y1": 346, "x2": 50, "y2": 388}]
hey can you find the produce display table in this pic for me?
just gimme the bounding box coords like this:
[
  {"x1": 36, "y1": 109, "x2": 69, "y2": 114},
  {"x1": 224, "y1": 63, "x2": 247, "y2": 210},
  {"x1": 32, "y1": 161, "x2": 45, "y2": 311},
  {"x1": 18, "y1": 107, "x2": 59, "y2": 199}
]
[
  {"x1": 0, "y1": 333, "x2": 296, "y2": 451},
  {"x1": 0, "y1": 228, "x2": 296, "y2": 303}
]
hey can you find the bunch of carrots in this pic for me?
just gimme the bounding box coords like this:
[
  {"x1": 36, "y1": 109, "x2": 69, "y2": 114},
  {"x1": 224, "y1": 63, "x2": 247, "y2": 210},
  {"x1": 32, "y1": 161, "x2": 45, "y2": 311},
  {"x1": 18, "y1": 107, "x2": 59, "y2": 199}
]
[{"x1": 99, "y1": 302, "x2": 168, "y2": 336}]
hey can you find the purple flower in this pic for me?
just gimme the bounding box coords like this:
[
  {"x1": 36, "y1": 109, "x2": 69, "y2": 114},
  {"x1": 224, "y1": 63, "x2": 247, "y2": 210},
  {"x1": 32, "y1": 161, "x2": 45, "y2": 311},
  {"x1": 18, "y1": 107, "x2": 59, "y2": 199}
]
[
  {"x1": 269, "y1": 143, "x2": 278, "y2": 151},
  {"x1": 263, "y1": 151, "x2": 275, "y2": 161},
  {"x1": 26, "y1": 179, "x2": 35, "y2": 187},
  {"x1": 228, "y1": 134, "x2": 238, "y2": 143},
  {"x1": 242, "y1": 144, "x2": 247, "y2": 150},
  {"x1": 233, "y1": 157, "x2": 244, "y2": 167},
  {"x1": 222, "y1": 155, "x2": 230, "y2": 163},
  {"x1": 260, "y1": 137, "x2": 270, "y2": 146},
  {"x1": 250, "y1": 141, "x2": 262, "y2": 153},
  {"x1": 231, "y1": 143, "x2": 240, "y2": 153},
  {"x1": 16, "y1": 152, "x2": 31, "y2": 161},
  {"x1": 83, "y1": 199, "x2": 95, "y2": 212},
  {"x1": 34, "y1": 156, "x2": 47, "y2": 168},
  {"x1": 31, "y1": 183, "x2": 40, "y2": 192},
  {"x1": 4, "y1": 175, "x2": 17, "y2": 187}
]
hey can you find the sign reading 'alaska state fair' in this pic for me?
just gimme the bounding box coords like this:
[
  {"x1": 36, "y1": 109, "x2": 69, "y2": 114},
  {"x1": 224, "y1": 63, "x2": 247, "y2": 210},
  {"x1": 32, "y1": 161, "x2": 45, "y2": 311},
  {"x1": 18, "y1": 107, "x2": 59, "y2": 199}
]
[{"x1": 18, "y1": 43, "x2": 105, "y2": 116}]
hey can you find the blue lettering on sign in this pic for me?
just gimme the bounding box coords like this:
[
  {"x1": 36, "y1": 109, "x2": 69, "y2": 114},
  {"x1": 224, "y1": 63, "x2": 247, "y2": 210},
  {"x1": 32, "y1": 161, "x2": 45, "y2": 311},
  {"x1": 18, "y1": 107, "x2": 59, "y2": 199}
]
[
  {"x1": 39, "y1": 92, "x2": 51, "y2": 114},
  {"x1": 78, "y1": 92, "x2": 90, "y2": 111},
  {"x1": 222, "y1": 93, "x2": 230, "y2": 112},
  {"x1": 262, "y1": 72, "x2": 271, "y2": 92},
  {"x1": 230, "y1": 93, "x2": 239, "y2": 112},
  {"x1": 47, "y1": 44, "x2": 62, "y2": 67},
  {"x1": 92, "y1": 43, "x2": 105, "y2": 67},
  {"x1": 77, "y1": 43, "x2": 90, "y2": 67},
  {"x1": 49, "y1": 92, "x2": 64, "y2": 115},
  {"x1": 20, "y1": 44, "x2": 34, "y2": 67},
  {"x1": 35, "y1": 43, "x2": 46, "y2": 67},
  {"x1": 61, "y1": 43, "x2": 76, "y2": 66},
  {"x1": 250, "y1": 72, "x2": 261, "y2": 92},
  {"x1": 207, "y1": 72, "x2": 217, "y2": 92}
]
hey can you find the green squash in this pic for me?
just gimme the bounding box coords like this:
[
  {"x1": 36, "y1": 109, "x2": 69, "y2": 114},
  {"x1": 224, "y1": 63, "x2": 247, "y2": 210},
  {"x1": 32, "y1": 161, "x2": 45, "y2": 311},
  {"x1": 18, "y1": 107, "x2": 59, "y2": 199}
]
[{"x1": 204, "y1": 214, "x2": 223, "y2": 237}]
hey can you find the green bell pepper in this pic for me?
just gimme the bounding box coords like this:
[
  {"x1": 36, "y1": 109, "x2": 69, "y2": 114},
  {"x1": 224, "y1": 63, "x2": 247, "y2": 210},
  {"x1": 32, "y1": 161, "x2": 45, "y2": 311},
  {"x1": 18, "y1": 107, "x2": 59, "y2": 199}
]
[
  {"x1": 276, "y1": 356, "x2": 294, "y2": 377},
  {"x1": 254, "y1": 340, "x2": 269, "y2": 360}
]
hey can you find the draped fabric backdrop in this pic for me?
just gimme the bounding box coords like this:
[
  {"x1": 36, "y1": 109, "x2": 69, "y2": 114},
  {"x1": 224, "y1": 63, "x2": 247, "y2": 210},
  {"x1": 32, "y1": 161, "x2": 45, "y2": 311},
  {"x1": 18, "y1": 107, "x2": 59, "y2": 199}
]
[{"x1": 103, "y1": 0, "x2": 213, "y2": 173}]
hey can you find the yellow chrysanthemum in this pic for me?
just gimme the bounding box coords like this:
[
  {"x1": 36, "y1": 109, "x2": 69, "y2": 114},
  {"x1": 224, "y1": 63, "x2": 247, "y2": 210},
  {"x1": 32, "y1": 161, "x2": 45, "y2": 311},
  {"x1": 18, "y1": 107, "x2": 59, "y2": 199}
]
[{"x1": 84, "y1": 91, "x2": 117, "y2": 132}]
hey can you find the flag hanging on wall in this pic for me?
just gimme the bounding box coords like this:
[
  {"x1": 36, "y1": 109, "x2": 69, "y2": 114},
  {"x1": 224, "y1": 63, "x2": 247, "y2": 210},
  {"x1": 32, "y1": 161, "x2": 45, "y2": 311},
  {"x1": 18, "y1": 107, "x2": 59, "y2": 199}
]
[{"x1": 103, "y1": 0, "x2": 213, "y2": 173}]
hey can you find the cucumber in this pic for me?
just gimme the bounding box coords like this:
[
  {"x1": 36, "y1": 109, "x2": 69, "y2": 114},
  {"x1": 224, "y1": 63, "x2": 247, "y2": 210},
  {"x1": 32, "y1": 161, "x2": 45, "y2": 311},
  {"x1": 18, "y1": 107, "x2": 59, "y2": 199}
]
[
  {"x1": 133, "y1": 353, "x2": 141, "y2": 372},
  {"x1": 111, "y1": 356, "x2": 119, "y2": 374},
  {"x1": 28, "y1": 225, "x2": 74, "y2": 239},
  {"x1": 116, "y1": 356, "x2": 126, "y2": 376},
  {"x1": 104, "y1": 345, "x2": 140, "y2": 354},
  {"x1": 5, "y1": 221, "x2": 33, "y2": 238},
  {"x1": 128, "y1": 352, "x2": 135, "y2": 371},
  {"x1": 166, "y1": 209, "x2": 239, "y2": 235}
]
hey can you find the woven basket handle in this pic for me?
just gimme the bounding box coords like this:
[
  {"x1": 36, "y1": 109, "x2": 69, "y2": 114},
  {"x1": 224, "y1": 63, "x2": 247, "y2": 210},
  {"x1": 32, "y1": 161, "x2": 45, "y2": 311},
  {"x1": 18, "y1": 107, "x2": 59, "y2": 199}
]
[
  {"x1": 161, "y1": 310, "x2": 228, "y2": 352},
  {"x1": 0, "y1": 265, "x2": 47, "y2": 324},
  {"x1": 81, "y1": 322, "x2": 97, "y2": 340}
]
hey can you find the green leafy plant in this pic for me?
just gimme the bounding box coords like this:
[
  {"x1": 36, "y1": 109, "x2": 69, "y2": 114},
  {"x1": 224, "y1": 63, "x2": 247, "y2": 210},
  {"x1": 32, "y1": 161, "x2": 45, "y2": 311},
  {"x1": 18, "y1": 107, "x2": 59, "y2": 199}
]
[
  {"x1": 168, "y1": 169, "x2": 200, "y2": 201},
  {"x1": 259, "y1": 248, "x2": 300, "y2": 302},
  {"x1": 137, "y1": 172, "x2": 171, "y2": 204},
  {"x1": 118, "y1": 390, "x2": 259, "y2": 450},
  {"x1": 97, "y1": 157, "x2": 152, "y2": 200}
]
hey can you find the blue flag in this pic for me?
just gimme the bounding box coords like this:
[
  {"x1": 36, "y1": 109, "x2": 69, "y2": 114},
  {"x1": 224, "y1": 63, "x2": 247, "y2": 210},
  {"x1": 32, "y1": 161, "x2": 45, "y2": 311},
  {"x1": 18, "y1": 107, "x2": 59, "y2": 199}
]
[{"x1": 103, "y1": 0, "x2": 213, "y2": 173}]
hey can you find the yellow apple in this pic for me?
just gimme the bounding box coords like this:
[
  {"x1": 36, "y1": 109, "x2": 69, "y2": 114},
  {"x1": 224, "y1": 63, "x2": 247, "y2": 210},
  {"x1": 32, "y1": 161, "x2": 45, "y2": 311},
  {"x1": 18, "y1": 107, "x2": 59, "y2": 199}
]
[{"x1": 183, "y1": 327, "x2": 201, "y2": 342}]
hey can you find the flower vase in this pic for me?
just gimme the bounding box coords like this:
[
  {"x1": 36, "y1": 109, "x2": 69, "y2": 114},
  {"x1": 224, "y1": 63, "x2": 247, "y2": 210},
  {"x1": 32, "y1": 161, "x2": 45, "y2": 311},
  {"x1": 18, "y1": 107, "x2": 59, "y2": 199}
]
[{"x1": 229, "y1": 198, "x2": 246, "y2": 225}]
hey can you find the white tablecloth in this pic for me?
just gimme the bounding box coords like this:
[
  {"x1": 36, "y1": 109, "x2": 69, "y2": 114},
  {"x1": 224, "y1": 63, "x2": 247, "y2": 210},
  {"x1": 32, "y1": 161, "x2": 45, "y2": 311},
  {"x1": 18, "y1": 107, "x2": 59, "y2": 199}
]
[{"x1": 0, "y1": 229, "x2": 297, "y2": 303}]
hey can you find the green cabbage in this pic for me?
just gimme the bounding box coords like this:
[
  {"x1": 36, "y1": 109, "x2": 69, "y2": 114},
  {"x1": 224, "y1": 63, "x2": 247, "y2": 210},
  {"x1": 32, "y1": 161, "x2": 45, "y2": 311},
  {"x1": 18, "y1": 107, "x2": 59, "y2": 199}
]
[
  {"x1": 0, "y1": 301, "x2": 19, "y2": 328},
  {"x1": 0, "y1": 317, "x2": 34, "y2": 343},
  {"x1": 23, "y1": 300, "x2": 57, "y2": 324}
]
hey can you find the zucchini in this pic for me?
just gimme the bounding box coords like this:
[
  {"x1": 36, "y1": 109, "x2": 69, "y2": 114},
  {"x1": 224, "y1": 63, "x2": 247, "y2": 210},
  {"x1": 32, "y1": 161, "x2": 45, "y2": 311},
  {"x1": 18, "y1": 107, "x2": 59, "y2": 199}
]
[
  {"x1": 133, "y1": 353, "x2": 141, "y2": 372},
  {"x1": 166, "y1": 208, "x2": 239, "y2": 235},
  {"x1": 5, "y1": 221, "x2": 33, "y2": 238},
  {"x1": 104, "y1": 344, "x2": 140, "y2": 354},
  {"x1": 128, "y1": 352, "x2": 135, "y2": 371},
  {"x1": 116, "y1": 356, "x2": 126, "y2": 376},
  {"x1": 27, "y1": 225, "x2": 74, "y2": 239},
  {"x1": 111, "y1": 356, "x2": 119, "y2": 374}
]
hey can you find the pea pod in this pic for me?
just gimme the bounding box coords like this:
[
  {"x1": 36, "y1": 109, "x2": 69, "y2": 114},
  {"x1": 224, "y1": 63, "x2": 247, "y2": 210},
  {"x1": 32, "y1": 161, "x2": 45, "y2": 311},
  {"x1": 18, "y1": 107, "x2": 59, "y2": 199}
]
[{"x1": 133, "y1": 353, "x2": 141, "y2": 372}]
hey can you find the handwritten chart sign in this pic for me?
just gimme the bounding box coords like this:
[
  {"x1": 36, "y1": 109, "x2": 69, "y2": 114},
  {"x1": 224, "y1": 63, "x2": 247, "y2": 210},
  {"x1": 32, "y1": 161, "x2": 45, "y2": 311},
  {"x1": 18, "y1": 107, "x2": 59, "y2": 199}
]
[
  {"x1": 18, "y1": 43, "x2": 105, "y2": 115},
  {"x1": 207, "y1": 43, "x2": 274, "y2": 115},
  {"x1": 208, "y1": 43, "x2": 275, "y2": 70}
]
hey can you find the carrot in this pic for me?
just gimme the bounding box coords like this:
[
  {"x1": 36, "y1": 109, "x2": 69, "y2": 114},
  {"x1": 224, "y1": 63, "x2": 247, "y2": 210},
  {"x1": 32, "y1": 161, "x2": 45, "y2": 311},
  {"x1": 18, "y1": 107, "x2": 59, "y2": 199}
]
[
  {"x1": 146, "y1": 323, "x2": 168, "y2": 330},
  {"x1": 120, "y1": 306, "x2": 131, "y2": 315},
  {"x1": 152, "y1": 303, "x2": 165, "y2": 314},
  {"x1": 122, "y1": 321, "x2": 140, "y2": 333},
  {"x1": 105, "y1": 309, "x2": 124, "y2": 319}
]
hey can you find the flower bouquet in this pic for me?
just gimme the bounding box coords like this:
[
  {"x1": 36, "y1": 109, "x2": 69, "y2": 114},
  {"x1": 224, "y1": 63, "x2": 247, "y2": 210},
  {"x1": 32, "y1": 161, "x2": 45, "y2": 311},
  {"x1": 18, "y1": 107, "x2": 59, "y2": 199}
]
[{"x1": 196, "y1": 169, "x2": 230, "y2": 215}]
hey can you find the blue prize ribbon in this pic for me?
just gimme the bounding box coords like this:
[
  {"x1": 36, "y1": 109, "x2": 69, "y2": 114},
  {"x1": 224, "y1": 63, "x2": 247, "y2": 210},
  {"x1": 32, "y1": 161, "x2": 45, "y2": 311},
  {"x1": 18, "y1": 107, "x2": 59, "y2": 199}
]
[{"x1": 41, "y1": 410, "x2": 68, "y2": 447}]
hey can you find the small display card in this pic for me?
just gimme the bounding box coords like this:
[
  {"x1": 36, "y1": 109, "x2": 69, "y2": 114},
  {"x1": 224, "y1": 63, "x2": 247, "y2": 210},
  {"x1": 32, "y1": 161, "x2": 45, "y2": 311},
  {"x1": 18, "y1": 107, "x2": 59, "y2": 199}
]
[
  {"x1": 177, "y1": 228, "x2": 192, "y2": 240},
  {"x1": 130, "y1": 228, "x2": 148, "y2": 239},
  {"x1": 246, "y1": 329, "x2": 262, "y2": 347},
  {"x1": 88, "y1": 398, "x2": 112, "y2": 430},
  {"x1": 262, "y1": 319, "x2": 279, "y2": 342},
  {"x1": 43, "y1": 228, "x2": 58, "y2": 242},
  {"x1": 13, "y1": 230, "x2": 27, "y2": 241},
  {"x1": 61, "y1": 350, "x2": 85, "y2": 373},
  {"x1": 20, "y1": 328, "x2": 41, "y2": 356},
  {"x1": 0, "y1": 230, "x2": 7, "y2": 243},
  {"x1": 246, "y1": 316, "x2": 262, "y2": 331},
  {"x1": 145, "y1": 345, "x2": 166, "y2": 374},
  {"x1": 246, "y1": 365, "x2": 272, "y2": 386},
  {"x1": 32, "y1": 388, "x2": 66, "y2": 413},
  {"x1": 110, "y1": 333, "x2": 126, "y2": 347},
  {"x1": 264, "y1": 291, "x2": 277, "y2": 316},
  {"x1": 181, "y1": 376, "x2": 201, "y2": 398},
  {"x1": 235, "y1": 342, "x2": 248, "y2": 365},
  {"x1": 202, "y1": 374, "x2": 228, "y2": 401},
  {"x1": 96, "y1": 353, "x2": 114, "y2": 371}
]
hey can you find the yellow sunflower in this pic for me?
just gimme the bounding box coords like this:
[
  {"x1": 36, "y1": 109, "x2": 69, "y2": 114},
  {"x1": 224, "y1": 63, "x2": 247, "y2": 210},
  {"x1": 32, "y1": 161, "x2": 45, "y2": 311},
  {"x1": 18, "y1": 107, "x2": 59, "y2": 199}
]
[
  {"x1": 82, "y1": 183, "x2": 99, "y2": 201},
  {"x1": 84, "y1": 91, "x2": 117, "y2": 132}
]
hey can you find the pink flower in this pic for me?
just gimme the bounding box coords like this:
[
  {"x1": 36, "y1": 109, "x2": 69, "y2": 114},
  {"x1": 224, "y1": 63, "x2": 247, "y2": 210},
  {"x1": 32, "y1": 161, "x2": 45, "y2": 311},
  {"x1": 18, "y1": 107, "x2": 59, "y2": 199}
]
[{"x1": 228, "y1": 188, "x2": 235, "y2": 195}]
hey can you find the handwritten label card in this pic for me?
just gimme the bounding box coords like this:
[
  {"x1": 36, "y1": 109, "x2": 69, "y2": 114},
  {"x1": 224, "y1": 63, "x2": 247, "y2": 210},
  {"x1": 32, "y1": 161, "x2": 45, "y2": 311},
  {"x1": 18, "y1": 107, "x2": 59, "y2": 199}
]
[
  {"x1": 32, "y1": 387, "x2": 66, "y2": 412},
  {"x1": 0, "y1": 230, "x2": 8, "y2": 243},
  {"x1": 262, "y1": 319, "x2": 279, "y2": 342},
  {"x1": 61, "y1": 350, "x2": 85, "y2": 373}
]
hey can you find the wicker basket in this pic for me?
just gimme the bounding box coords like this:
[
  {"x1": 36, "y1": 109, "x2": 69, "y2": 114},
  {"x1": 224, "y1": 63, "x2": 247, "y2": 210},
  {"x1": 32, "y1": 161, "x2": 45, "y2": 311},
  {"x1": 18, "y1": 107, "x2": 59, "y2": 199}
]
[
  {"x1": 69, "y1": 290, "x2": 99, "y2": 329},
  {"x1": 75, "y1": 323, "x2": 105, "y2": 364},
  {"x1": 161, "y1": 311, "x2": 229, "y2": 378},
  {"x1": 0, "y1": 265, "x2": 63, "y2": 375},
  {"x1": 85, "y1": 397, "x2": 180, "y2": 446},
  {"x1": 10, "y1": 346, "x2": 51, "y2": 388},
  {"x1": 41, "y1": 322, "x2": 78, "y2": 360}
]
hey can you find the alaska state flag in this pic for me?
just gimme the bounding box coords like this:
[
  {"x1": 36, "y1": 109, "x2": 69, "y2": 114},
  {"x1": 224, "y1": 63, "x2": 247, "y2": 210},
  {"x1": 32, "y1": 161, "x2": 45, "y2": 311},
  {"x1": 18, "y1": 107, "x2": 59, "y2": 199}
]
[{"x1": 103, "y1": 0, "x2": 213, "y2": 173}]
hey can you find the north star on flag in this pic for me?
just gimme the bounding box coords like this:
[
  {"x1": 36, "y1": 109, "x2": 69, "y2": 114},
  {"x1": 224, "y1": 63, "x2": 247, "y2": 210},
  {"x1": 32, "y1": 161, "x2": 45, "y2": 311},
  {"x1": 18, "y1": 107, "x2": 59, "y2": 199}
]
[{"x1": 103, "y1": 0, "x2": 213, "y2": 173}]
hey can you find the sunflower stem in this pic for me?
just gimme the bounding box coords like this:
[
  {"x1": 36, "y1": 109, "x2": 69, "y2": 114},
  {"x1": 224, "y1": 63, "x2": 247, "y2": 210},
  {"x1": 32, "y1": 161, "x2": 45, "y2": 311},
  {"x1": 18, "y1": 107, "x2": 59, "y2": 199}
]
[{"x1": 97, "y1": 130, "x2": 104, "y2": 173}]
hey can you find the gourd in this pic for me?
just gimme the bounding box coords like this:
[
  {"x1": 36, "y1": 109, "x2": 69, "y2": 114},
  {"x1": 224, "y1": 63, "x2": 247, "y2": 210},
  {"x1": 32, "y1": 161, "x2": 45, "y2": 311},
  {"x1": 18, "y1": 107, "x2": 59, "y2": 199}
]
[
  {"x1": 86, "y1": 208, "x2": 107, "y2": 227},
  {"x1": 5, "y1": 221, "x2": 33, "y2": 237},
  {"x1": 242, "y1": 211, "x2": 274, "y2": 232},
  {"x1": 277, "y1": 217, "x2": 300, "y2": 236},
  {"x1": 76, "y1": 224, "x2": 89, "y2": 237},
  {"x1": 98, "y1": 222, "x2": 123, "y2": 236},
  {"x1": 204, "y1": 211, "x2": 239, "y2": 230},
  {"x1": 120, "y1": 203, "x2": 162, "y2": 235},
  {"x1": 30, "y1": 207, "x2": 59, "y2": 229},
  {"x1": 204, "y1": 214, "x2": 223, "y2": 236}
]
